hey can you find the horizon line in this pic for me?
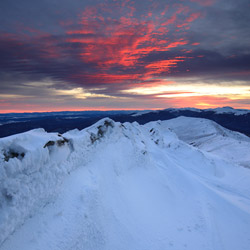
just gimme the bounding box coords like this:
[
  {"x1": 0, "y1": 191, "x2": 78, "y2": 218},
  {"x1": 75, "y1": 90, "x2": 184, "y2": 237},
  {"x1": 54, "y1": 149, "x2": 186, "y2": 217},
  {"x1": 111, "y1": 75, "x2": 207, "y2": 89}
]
[{"x1": 0, "y1": 106, "x2": 248, "y2": 115}]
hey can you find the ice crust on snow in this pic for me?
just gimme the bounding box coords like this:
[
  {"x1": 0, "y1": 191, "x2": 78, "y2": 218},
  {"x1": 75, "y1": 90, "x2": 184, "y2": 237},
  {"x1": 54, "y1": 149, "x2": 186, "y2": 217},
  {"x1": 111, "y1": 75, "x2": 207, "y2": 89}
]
[{"x1": 0, "y1": 117, "x2": 250, "y2": 250}]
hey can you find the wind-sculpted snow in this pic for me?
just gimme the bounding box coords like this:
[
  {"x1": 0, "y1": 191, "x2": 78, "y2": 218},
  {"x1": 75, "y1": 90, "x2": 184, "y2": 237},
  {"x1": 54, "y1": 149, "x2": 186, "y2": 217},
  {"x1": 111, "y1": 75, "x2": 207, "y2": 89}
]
[
  {"x1": 0, "y1": 118, "x2": 250, "y2": 250},
  {"x1": 161, "y1": 116, "x2": 250, "y2": 168},
  {"x1": 0, "y1": 119, "x2": 116, "y2": 245}
]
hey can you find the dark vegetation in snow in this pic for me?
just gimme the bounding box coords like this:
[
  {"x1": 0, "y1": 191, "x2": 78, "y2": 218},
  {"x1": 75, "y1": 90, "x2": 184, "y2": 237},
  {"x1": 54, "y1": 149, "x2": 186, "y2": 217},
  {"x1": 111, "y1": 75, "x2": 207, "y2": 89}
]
[
  {"x1": 3, "y1": 150, "x2": 25, "y2": 162},
  {"x1": 43, "y1": 135, "x2": 69, "y2": 148},
  {"x1": 91, "y1": 119, "x2": 115, "y2": 143}
]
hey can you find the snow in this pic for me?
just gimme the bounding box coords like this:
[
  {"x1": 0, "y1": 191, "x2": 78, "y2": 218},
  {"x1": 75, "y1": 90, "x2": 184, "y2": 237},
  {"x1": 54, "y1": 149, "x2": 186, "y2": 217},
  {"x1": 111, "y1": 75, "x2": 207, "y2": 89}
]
[
  {"x1": 205, "y1": 106, "x2": 250, "y2": 115},
  {"x1": 167, "y1": 106, "x2": 250, "y2": 115},
  {"x1": 166, "y1": 107, "x2": 202, "y2": 112},
  {"x1": 131, "y1": 110, "x2": 157, "y2": 116},
  {"x1": 160, "y1": 116, "x2": 250, "y2": 168},
  {"x1": 0, "y1": 118, "x2": 250, "y2": 250},
  {"x1": 131, "y1": 107, "x2": 250, "y2": 116}
]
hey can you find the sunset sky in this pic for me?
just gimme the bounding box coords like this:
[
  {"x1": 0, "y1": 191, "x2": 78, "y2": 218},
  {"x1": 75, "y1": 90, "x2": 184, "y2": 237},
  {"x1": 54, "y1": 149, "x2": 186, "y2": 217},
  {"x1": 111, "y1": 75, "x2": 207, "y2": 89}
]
[{"x1": 0, "y1": 0, "x2": 250, "y2": 113}]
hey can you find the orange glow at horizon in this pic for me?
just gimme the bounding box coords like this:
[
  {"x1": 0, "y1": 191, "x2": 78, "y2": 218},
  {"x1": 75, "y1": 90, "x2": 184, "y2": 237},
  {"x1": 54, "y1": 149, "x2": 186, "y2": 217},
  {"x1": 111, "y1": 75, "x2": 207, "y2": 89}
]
[
  {"x1": 0, "y1": 107, "x2": 149, "y2": 114},
  {"x1": 1, "y1": 100, "x2": 250, "y2": 114},
  {"x1": 1, "y1": 80, "x2": 250, "y2": 114}
]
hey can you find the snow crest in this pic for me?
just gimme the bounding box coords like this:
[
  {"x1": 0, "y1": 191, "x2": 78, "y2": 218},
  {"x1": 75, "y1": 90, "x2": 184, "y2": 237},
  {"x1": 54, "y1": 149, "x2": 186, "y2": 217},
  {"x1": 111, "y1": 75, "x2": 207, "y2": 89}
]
[
  {"x1": 0, "y1": 119, "x2": 116, "y2": 245},
  {"x1": 0, "y1": 118, "x2": 250, "y2": 250}
]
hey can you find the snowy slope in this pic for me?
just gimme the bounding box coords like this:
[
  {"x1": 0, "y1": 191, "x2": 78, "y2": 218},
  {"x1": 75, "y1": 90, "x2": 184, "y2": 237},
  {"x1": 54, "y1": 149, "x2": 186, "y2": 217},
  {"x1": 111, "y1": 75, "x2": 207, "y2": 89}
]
[
  {"x1": 131, "y1": 110, "x2": 157, "y2": 117},
  {"x1": 132, "y1": 106, "x2": 250, "y2": 116},
  {"x1": 160, "y1": 116, "x2": 250, "y2": 168},
  {"x1": 0, "y1": 118, "x2": 250, "y2": 250},
  {"x1": 205, "y1": 106, "x2": 250, "y2": 115}
]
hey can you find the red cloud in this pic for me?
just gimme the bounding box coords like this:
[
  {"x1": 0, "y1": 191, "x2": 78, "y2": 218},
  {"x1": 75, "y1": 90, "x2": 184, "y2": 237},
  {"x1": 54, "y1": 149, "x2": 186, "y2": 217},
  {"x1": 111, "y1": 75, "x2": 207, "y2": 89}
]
[
  {"x1": 145, "y1": 58, "x2": 185, "y2": 76},
  {"x1": 63, "y1": 2, "x2": 201, "y2": 86},
  {"x1": 0, "y1": 1, "x2": 203, "y2": 90},
  {"x1": 177, "y1": 12, "x2": 202, "y2": 28},
  {"x1": 190, "y1": 0, "x2": 215, "y2": 6}
]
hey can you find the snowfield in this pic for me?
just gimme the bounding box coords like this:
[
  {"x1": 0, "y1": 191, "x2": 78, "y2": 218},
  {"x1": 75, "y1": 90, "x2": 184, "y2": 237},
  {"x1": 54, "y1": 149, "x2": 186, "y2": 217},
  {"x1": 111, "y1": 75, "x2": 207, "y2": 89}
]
[
  {"x1": 0, "y1": 118, "x2": 250, "y2": 250},
  {"x1": 158, "y1": 116, "x2": 250, "y2": 168}
]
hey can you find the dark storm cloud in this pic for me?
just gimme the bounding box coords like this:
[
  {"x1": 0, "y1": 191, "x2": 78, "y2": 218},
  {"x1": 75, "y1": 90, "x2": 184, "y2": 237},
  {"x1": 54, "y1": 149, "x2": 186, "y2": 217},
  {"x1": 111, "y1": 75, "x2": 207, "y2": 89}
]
[
  {"x1": 145, "y1": 49, "x2": 250, "y2": 80},
  {"x1": 178, "y1": 50, "x2": 250, "y2": 77},
  {"x1": 0, "y1": 0, "x2": 249, "y2": 99}
]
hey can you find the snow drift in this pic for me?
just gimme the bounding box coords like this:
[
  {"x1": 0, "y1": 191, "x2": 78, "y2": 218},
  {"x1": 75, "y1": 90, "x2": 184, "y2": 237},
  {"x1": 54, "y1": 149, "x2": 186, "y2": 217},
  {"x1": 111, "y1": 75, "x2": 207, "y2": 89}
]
[
  {"x1": 0, "y1": 117, "x2": 250, "y2": 250},
  {"x1": 157, "y1": 116, "x2": 250, "y2": 168}
]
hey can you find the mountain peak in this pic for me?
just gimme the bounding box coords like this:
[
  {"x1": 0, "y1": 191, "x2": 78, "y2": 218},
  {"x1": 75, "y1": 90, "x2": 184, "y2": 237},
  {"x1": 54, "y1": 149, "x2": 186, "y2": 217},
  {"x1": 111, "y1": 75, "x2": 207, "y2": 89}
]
[{"x1": 0, "y1": 117, "x2": 250, "y2": 250}]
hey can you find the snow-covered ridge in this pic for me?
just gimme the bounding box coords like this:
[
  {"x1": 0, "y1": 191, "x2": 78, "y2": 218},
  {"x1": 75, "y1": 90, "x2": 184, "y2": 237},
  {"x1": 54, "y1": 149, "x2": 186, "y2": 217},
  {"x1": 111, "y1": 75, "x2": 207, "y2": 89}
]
[
  {"x1": 1, "y1": 118, "x2": 172, "y2": 246},
  {"x1": 0, "y1": 118, "x2": 250, "y2": 250},
  {"x1": 131, "y1": 110, "x2": 157, "y2": 117},
  {"x1": 0, "y1": 119, "x2": 116, "y2": 245},
  {"x1": 132, "y1": 106, "x2": 250, "y2": 116},
  {"x1": 160, "y1": 116, "x2": 250, "y2": 168},
  {"x1": 205, "y1": 106, "x2": 250, "y2": 115},
  {"x1": 165, "y1": 106, "x2": 250, "y2": 115},
  {"x1": 172, "y1": 106, "x2": 250, "y2": 115}
]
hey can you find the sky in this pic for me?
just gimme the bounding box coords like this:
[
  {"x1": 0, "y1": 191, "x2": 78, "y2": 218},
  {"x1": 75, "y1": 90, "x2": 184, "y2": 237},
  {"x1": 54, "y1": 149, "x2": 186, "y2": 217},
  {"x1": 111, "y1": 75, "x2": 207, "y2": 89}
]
[{"x1": 0, "y1": 0, "x2": 250, "y2": 113}]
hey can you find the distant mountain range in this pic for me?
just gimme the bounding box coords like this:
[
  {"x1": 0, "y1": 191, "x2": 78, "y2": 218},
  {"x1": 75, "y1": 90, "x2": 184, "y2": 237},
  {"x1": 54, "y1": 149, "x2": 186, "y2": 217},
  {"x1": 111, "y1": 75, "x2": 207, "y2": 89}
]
[{"x1": 0, "y1": 107, "x2": 249, "y2": 138}]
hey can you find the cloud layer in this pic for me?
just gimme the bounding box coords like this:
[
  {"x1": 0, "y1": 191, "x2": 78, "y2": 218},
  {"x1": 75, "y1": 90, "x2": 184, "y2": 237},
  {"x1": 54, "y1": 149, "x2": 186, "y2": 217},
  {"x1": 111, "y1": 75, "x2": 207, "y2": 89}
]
[{"x1": 0, "y1": 0, "x2": 250, "y2": 112}]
